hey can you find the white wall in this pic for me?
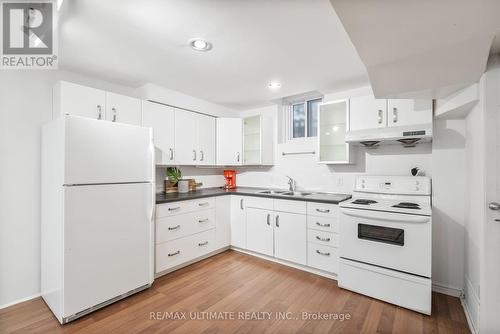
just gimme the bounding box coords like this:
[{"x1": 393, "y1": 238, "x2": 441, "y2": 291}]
[{"x1": 0, "y1": 70, "x2": 234, "y2": 308}]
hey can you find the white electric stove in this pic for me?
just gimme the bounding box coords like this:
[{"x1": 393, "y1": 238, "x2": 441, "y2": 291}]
[{"x1": 338, "y1": 175, "x2": 432, "y2": 315}]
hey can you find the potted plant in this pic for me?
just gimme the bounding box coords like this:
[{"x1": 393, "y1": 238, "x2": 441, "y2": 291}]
[{"x1": 165, "y1": 167, "x2": 181, "y2": 193}]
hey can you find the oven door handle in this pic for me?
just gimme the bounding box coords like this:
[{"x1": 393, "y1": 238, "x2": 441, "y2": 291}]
[{"x1": 340, "y1": 208, "x2": 430, "y2": 224}]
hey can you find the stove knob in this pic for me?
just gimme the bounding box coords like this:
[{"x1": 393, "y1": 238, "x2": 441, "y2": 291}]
[
  {"x1": 361, "y1": 184, "x2": 365, "y2": 188},
  {"x1": 415, "y1": 186, "x2": 420, "y2": 191}
]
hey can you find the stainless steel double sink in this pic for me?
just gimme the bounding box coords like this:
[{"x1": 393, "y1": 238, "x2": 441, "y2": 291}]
[{"x1": 256, "y1": 189, "x2": 315, "y2": 197}]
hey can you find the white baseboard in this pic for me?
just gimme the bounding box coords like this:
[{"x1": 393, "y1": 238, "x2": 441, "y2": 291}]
[
  {"x1": 431, "y1": 282, "x2": 462, "y2": 297},
  {"x1": 462, "y1": 276, "x2": 480, "y2": 334},
  {"x1": 0, "y1": 293, "x2": 41, "y2": 310}
]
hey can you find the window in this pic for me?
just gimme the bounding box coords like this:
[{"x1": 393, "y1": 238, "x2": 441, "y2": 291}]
[{"x1": 289, "y1": 98, "x2": 322, "y2": 139}]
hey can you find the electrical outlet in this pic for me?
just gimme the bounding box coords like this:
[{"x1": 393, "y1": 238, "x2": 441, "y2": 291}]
[{"x1": 337, "y1": 176, "x2": 343, "y2": 187}]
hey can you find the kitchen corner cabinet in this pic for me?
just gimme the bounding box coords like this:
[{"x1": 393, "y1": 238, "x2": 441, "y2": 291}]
[
  {"x1": 216, "y1": 118, "x2": 243, "y2": 165},
  {"x1": 317, "y1": 99, "x2": 352, "y2": 164},
  {"x1": 243, "y1": 115, "x2": 274, "y2": 165},
  {"x1": 175, "y1": 109, "x2": 216, "y2": 165},
  {"x1": 141, "y1": 101, "x2": 175, "y2": 165},
  {"x1": 53, "y1": 81, "x2": 142, "y2": 126}
]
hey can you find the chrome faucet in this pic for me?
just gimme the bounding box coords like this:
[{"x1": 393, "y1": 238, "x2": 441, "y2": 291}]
[{"x1": 286, "y1": 176, "x2": 296, "y2": 193}]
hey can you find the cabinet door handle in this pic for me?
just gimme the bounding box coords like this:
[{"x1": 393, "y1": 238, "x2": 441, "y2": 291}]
[
  {"x1": 168, "y1": 225, "x2": 181, "y2": 231},
  {"x1": 316, "y1": 236, "x2": 331, "y2": 242},
  {"x1": 168, "y1": 251, "x2": 180, "y2": 257},
  {"x1": 168, "y1": 206, "x2": 180, "y2": 211},
  {"x1": 198, "y1": 202, "x2": 209, "y2": 207},
  {"x1": 316, "y1": 222, "x2": 331, "y2": 227},
  {"x1": 240, "y1": 199, "x2": 244, "y2": 210},
  {"x1": 378, "y1": 109, "x2": 383, "y2": 124},
  {"x1": 236, "y1": 152, "x2": 240, "y2": 162},
  {"x1": 112, "y1": 107, "x2": 117, "y2": 122},
  {"x1": 198, "y1": 218, "x2": 209, "y2": 223},
  {"x1": 198, "y1": 241, "x2": 209, "y2": 247},
  {"x1": 266, "y1": 214, "x2": 271, "y2": 226},
  {"x1": 97, "y1": 105, "x2": 102, "y2": 120},
  {"x1": 316, "y1": 208, "x2": 330, "y2": 213},
  {"x1": 316, "y1": 250, "x2": 330, "y2": 256},
  {"x1": 393, "y1": 107, "x2": 398, "y2": 123},
  {"x1": 193, "y1": 150, "x2": 197, "y2": 161},
  {"x1": 275, "y1": 215, "x2": 280, "y2": 227},
  {"x1": 169, "y1": 148, "x2": 174, "y2": 160},
  {"x1": 200, "y1": 150, "x2": 204, "y2": 161}
]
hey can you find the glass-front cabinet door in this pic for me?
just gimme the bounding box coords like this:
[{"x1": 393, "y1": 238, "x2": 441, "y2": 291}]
[
  {"x1": 318, "y1": 99, "x2": 352, "y2": 164},
  {"x1": 243, "y1": 115, "x2": 261, "y2": 165}
]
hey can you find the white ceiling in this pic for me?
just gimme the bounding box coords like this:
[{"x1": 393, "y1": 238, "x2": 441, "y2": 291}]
[
  {"x1": 329, "y1": 0, "x2": 500, "y2": 99},
  {"x1": 59, "y1": 0, "x2": 369, "y2": 110}
]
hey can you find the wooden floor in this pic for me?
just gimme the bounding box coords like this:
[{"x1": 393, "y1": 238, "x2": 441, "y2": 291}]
[{"x1": 0, "y1": 250, "x2": 470, "y2": 334}]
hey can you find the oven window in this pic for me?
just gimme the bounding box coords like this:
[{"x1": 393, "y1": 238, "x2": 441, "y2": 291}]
[{"x1": 358, "y1": 224, "x2": 404, "y2": 246}]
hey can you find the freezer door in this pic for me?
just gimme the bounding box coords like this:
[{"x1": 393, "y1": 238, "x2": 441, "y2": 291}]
[
  {"x1": 63, "y1": 183, "x2": 153, "y2": 318},
  {"x1": 64, "y1": 116, "x2": 153, "y2": 184}
]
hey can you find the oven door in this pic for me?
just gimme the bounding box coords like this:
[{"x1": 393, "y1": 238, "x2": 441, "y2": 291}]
[{"x1": 339, "y1": 208, "x2": 431, "y2": 277}]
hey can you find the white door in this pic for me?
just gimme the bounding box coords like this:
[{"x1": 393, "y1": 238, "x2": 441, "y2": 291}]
[
  {"x1": 64, "y1": 116, "x2": 153, "y2": 184},
  {"x1": 482, "y1": 63, "x2": 500, "y2": 332},
  {"x1": 197, "y1": 114, "x2": 216, "y2": 165},
  {"x1": 274, "y1": 212, "x2": 307, "y2": 265},
  {"x1": 230, "y1": 195, "x2": 246, "y2": 248},
  {"x1": 106, "y1": 92, "x2": 142, "y2": 126},
  {"x1": 246, "y1": 208, "x2": 273, "y2": 256},
  {"x1": 174, "y1": 109, "x2": 198, "y2": 165},
  {"x1": 55, "y1": 81, "x2": 106, "y2": 120},
  {"x1": 142, "y1": 101, "x2": 175, "y2": 165},
  {"x1": 63, "y1": 183, "x2": 153, "y2": 317},
  {"x1": 387, "y1": 99, "x2": 432, "y2": 128},
  {"x1": 216, "y1": 118, "x2": 243, "y2": 165},
  {"x1": 349, "y1": 95, "x2": 387, "y2": 131}
]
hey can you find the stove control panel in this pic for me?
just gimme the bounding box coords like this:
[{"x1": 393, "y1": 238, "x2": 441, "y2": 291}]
[{"x1": 355, "y1": 176, "x2": 431, "y2": 195}]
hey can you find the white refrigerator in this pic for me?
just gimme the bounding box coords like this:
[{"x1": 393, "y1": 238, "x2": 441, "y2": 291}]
[{"x1": 41, "y1": 115, "x2": 155, "y2": 324}]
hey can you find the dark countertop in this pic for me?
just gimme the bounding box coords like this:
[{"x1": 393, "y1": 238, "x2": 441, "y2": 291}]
[{"x1": 156, "y1": 186, "x2": 351, "y2": 205}]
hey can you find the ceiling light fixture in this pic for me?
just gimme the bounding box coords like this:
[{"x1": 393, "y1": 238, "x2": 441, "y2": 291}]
[
  {"x1": 189, "y1": 38, "x2": 212, "y2": 52},
  {"x1": 268, "y1": 82, "x2": 282, "y2": 89}
]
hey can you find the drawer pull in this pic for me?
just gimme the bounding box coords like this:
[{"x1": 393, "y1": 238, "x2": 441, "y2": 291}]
[
  {"x1": 316, "y1": 250, "x2": 330, "y2": 256},
  {"x1": 316, "y1": 236, "x2": 331, "y2": 242},
  {"x1": 316, "y1": 208, "x2": 330, "y2": 213},
  {"x1": 168, "y1": 225, "x2": 181, "y2": 231},
  {"x1": 198, "y1": 241, "x2": 209, "y2": 246},
  {"x1": 168, "y1": 251, "x2": 180, "y2": 257},
  {"x1": 266, "y1": 214, "x2": 271, "y2": 226},
  {"x1": 168, "y1": 207, "x2": 181, "y2": 211},
  {"x1": 316, "y1": 222, "x2": 331, "y2": 227},
  {"x1": 198, "y1": 202, "x2": 209, "y2": 207},
  {"x1": 198, "y1": 218, "x2": 209, "y2": 223}
]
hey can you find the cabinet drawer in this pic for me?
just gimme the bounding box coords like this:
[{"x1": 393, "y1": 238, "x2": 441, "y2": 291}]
[
  {"x1": 307, "y1": 202, "x2": 339, "y2": 218},
  {"x1": 156, "y1": 201, "x2": 191, "y2": 218},
  {"x1": 307, "y1": 244, "x2": 338, "y2": 274},
  {"x1": 245, "y1": 196, "x2": 274, "y2": 210},
  {"x1": 156, "y1": 229, "x2": 215, "y2": 273},
  {"x1": 308, "y1": 230, "x2": 338, "y2": 248},
  {"x1": 156, "y1": 209, "x2": 215, "y2": 243},
  {"x1": 307, "y1": 216, "x2": 338, "y2": 233},
  {"x1": 274, "y1": 199, "x2": 306, "y2": 214},
  {"x1": 190, "y1": 197, "x2": 215, "y2": 211}
]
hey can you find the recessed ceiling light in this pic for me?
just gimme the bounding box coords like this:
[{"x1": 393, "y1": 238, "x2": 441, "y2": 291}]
[
  {"x1": 189, "y1": 38, "x2": 212, "y2": 52},
  {"x1": 268, "y1": 82, "x2": 282, "y2": 89}
]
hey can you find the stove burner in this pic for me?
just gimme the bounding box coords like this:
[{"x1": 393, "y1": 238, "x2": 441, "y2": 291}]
[
  {"x1": 392, "y1": 202, "x2": 421, "y2": 209},
  {"x1": 352, "y1": 199, "x2": 378, "y2": 205}
]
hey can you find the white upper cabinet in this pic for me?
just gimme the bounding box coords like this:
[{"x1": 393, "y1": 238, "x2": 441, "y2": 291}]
[
  {"x1": 174, "y1": 109, "x2": 199, "y2": 165},
  {"x1": 54, "y1": 81, "x2": 106, "y2": 120},
  {"x1": 197, "y1": 114, "x2": 216, "y2": 165},
  {"x1": 387, "y1": 99, "x2": 433, "y2": 127},
  {"x1": 216, "y1": 118, "x2": 243, "y2": 166},
  {"x1": 318, "y1": 99, "x2": 352, "y2": 164},
  {"x1": 141, "y1": 101, "x2": 175, "y2": 165},
  {"x1": 349, "y1": 95, "x2": 387, "y2": 131},
  {"x1": 243, "y1": 115, "x2": 274, "y2": 165},
  {"x1": 105, "y1": 92, "x2": 142, "y2": 126}
]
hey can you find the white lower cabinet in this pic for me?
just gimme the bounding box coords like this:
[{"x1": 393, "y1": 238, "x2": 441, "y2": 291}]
[
  {"x1": 274, "y1": 211, "x2": 307, "y2": 265},
  {"x1": 230, "y1": 195, "x2": 246, "y2": 248},
  {"x1": 307, "y1": 243, "x2": 339, "y2": 273},
  {"x1": 246, "y1": 208, "x2": 274, "y2": 257}
]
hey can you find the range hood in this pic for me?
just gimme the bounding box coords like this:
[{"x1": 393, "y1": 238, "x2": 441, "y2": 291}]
[{"x1": 345, "y1": 123, "x2": 433, "y2": 148}]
